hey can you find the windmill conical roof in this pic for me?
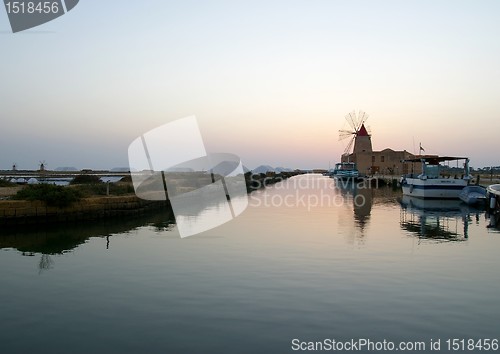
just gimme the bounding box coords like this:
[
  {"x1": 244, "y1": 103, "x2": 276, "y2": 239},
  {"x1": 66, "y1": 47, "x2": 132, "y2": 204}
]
[{"x1": 357, "y1": 124, "x2": 369, "y2": 137}]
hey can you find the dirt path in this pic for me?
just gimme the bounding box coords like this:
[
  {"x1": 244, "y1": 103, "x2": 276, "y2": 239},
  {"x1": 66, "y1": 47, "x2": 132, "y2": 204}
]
[{"x1": 0, "y1": 186, "x2": 22, "y2": 198}]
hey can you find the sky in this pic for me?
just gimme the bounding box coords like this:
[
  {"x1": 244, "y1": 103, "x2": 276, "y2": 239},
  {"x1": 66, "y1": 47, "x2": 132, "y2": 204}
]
[{"x1": 1, "y1": 0, "x2": 499, "y2": 170}]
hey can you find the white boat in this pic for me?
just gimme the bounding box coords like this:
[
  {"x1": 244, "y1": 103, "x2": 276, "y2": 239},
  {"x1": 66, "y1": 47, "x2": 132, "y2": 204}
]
[
  {"x1": 459, "y1": 185, "x2": 487, "y2": 205},
  {"x1": 486, "y1": 184, "x2": 500, "y2": 228},
  {"x1": 331, "y1": 162, "x2": 360, "y2": 180},
  {"x1": 400, "y1": 156, "x2": 471, "y2": 199},
  {"x1": 487, "y1": 184, "x2": 500, "y2": 211},
  {"x1": 487, "y1": 184, "x2": 500, "y2": 197}
]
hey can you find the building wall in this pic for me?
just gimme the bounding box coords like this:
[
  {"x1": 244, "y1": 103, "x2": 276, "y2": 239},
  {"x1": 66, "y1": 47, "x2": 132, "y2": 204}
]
[
  {"x1": 353, "y1": 134, "x2": 372, "y2": 154},
  {"x1": 342, "y1": 149, "x2": 421, "y2": 176}
]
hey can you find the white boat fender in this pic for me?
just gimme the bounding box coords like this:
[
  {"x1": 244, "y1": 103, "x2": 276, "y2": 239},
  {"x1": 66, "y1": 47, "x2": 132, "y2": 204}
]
[
  {"x1": 490, "y1": 195, "x2": 497, "y2": 210},
  {"x1": 489, "y1": 215, "x2": 496, "y2": 228},
  {"x1": 409, "y1": 184, "x2": 414, "y2": 193}
]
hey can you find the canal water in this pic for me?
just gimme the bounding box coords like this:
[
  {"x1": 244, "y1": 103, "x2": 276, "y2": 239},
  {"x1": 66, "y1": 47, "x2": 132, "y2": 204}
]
[{"x1": 1, "y1": 174, "x2": 499, "y2": 353}]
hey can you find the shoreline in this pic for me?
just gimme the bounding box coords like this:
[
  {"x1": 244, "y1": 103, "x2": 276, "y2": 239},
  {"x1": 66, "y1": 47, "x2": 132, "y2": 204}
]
[
  {"x1": 0, "y1": 171, "x2": 302, "y2": 227},
  {"x1": 0, "y1": 195, "x2": 169, "y2": 227}
]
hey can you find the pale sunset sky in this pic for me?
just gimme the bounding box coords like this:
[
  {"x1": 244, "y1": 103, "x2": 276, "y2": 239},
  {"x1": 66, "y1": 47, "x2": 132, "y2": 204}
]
[{"x1": 1, "y1": 0, "x2": 499, "y2": 170}]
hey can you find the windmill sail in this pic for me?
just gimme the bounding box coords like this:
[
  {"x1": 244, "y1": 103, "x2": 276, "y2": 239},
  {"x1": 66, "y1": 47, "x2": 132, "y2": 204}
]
[{"x1": 338, "y1": 110, "x2": 370, "y2": 156}]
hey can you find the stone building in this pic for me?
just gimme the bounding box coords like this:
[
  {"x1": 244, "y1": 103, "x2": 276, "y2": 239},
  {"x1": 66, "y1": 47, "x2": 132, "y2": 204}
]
[{"x1": 341, "y1": 124, "x2": 420, "y2": 176}]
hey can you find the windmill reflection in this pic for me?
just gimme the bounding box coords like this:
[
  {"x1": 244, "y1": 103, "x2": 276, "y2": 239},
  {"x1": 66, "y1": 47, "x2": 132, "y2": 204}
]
[
  {"x1": 334, "y1": 178, "x2": 374, "y2": 231},
  {"x1": 353, "y1": 186, "x2": 373, "y2": 231},
  {"x1": 333, "y1": 179, "x2": 373, "y2": 248},
  {"x1": 38, "y1": 254, "x2": 54, "y2": 274},
  {"x1": 399, "y1": 196, "x2": 483, "y2": 241}
]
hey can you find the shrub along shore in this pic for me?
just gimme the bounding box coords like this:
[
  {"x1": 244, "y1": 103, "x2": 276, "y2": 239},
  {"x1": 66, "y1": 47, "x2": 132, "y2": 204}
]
[{"x1": 0, "y1": 171, "x2": 302, "y2": 226}]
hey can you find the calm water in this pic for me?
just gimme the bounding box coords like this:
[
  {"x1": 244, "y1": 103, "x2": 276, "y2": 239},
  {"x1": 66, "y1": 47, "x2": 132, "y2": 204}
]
[{"x1": 1, "y1": 175, "x2": 499, "y2": 353}]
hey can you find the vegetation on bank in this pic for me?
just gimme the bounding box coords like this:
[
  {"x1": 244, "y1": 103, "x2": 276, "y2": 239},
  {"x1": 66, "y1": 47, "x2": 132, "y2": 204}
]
[
  {"x1": 74, "y1": 183, "x2": 135, "y2": 197},
  {"x1": 12, "y1": 184, "x2": 82, "y2": 207},
  {"x1": 0, "y1": 179, "x2": 16, "y2": 187},
  {"x1": 70, "y1": 174, "x2": 102, "y2": 185},
  {"x1": 6, "y1": 171, "x2": 301, "y2": 207},
  {"x1": 10, "y1": 174, "x2": 135, "y2": 207},
  {"x1": 69, "y1": 174, "x2": 134, "y2": 196}
]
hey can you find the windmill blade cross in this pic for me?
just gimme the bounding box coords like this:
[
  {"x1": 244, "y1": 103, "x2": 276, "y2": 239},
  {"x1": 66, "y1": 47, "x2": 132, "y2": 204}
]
[
  {"x1": 358, "y1": 111, "x2": 369, "y2": 128},
  {"x1": 344, "y1": 136, "x2": 355, "y2": 155},
  {"x1": 366, "y1": 125, "x2": 372, "y2": 135},
  {"x1": 338, "y1": 129, "x2": 355, "y2": 141},
  {"x1": 345, "y1": 111, "x2": 359, "y2": 131}
]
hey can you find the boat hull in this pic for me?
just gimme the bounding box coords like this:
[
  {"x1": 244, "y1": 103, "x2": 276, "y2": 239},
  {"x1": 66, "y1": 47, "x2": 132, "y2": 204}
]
[
  {"x1": 401, "y1": 177, "x2": 467, "y2": 199},
  {"x1": 331, "y1": 163, "x2": 359, "y2": 180},
  {"x1": 333, "y1": 173, "x2": 361, "y2": 181},
  {"x1": 459, "y1": 186, "x2": 487, "y2": 205}
]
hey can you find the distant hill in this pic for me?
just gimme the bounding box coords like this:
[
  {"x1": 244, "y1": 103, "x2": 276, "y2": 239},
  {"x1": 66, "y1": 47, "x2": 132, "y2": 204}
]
[
  {"x1": 252, "y1": 165, "x2": 275, "y2": 174},
  {"x1": 252, "y1": 165, "x2": 294, "y2": 174},
  {"x1": 242, "y1": 165, "x2": 251, "y2": 174},
  {"x1": 111, "y1": 167, "x2": 131, "y2": 172},
  {"x1": 55, "y1": 167, "x2": 78, "y2": 171}
]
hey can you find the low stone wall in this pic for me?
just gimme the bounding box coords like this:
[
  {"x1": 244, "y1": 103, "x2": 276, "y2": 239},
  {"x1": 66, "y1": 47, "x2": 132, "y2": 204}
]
[{"x1": 0, "y1": 196, "x2": 168, "y2": 226}]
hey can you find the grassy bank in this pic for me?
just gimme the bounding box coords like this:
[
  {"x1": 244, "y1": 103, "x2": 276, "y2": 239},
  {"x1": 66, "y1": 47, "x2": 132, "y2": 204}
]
[{"x1": 0, "y1": 171, "x2": 302, "y2": 226}]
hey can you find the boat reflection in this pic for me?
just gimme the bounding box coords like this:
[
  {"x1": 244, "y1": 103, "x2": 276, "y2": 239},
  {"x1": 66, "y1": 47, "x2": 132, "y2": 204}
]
[{"x1": 399, "y1": 195, "x2": 484, "y2": 241}]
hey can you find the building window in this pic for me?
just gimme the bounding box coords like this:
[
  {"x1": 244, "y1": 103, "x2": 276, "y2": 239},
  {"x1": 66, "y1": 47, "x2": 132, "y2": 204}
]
[
  {"x1": 372, "y1": 156, "x2": 375, "y2": 162},
  {"x1": 381, "y1": 156, "x2": 385, "y2": 163}
]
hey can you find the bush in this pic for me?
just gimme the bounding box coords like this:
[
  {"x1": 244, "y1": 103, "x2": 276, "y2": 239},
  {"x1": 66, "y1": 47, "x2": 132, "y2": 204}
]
[
  {"x1": 0, "y1": 178, "x2": 15, "y2": 187},
  {"x1": 120, "y1": 175, "x2": 132, "y2": 183},
  {"x1": 13, "y1": 184, "x2": 82, "y2": 207},
  {"x1": 71, "y1": 183, "x2": 135, "y2": 197},
  {"x1": 70, "y1": 174, "x2": 102, "y2": 185}
]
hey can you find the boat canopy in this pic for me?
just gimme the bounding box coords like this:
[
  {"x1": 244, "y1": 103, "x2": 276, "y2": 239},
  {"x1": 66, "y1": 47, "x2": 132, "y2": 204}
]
[
  {"x1": 401, "y1": 155, "x2": 469, "y2": 165},
  {"x1": 335, "y1": 162, "x2": 357, "y2": 170}
]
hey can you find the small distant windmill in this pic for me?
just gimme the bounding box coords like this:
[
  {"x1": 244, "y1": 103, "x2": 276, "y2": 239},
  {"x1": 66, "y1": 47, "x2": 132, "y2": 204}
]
[
  {"x1": 12, "y1": 163, "x2": 17, "y2": 171},
  {"x1": 39, "y1": 160, "x2": 46, "y2": 172},
  {"x1": 338, "y1": 110, "x2": 371, "y2": 156}
]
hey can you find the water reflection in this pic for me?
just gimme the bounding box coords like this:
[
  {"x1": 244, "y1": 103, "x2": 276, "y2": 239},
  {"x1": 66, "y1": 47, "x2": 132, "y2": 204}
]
[
  {"x1": 333, "y1": 179, "x2": 373, "y2": 232},
  {"x1": 3, "y1": 176, "x2": 500, "y2": 354},
  {"x1": 0, "y1": 206, "x2": 175, "y2": 272},
  {"x1": 38, "y1": 254, "x2": 54, "y2": 274},
  {"x1": 170, "y1": 187, "x2": 247, "y2": 238},
  {"x1": 399, "y1": 195, "x2": 484, "y2": 241},
  {"x1": 353, "y1": 187, "x2": 373, "y2": 231}
]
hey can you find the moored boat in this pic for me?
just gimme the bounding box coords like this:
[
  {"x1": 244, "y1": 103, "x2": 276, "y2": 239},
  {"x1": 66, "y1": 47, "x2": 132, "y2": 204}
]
[
  {"x1": 459, "y1": 185, "x2": 487, "y2": 206},
  {"x1": 487, "y1": 184, "x2": 500, "y2": 213},
  {"x1": 331, "y1": 162, "x2": 360, "y2": 180},
  {"x1": 487, "y1": 184, "x2": 500, "y2": 198},
  {"x1": 400, "y1": 156, "x2": 471, "y2": 199},
  {"x1": 486, "y1": 184, "x2": 500, "y2": 228}
]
